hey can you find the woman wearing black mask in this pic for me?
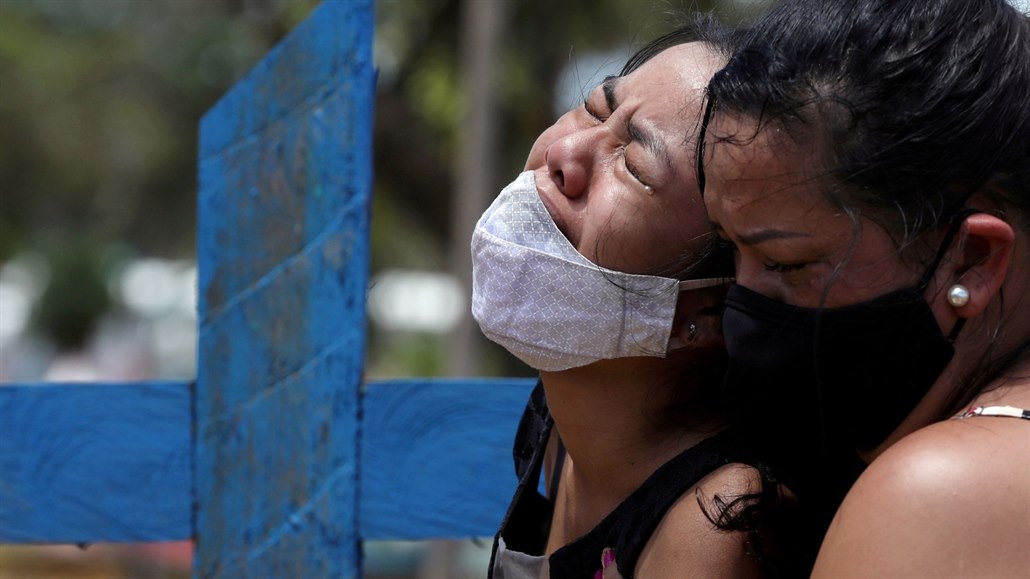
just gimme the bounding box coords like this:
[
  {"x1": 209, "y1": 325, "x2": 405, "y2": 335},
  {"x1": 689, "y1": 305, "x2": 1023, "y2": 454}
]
[{"x1": 699, "y1": 0, "x2": 1030, "y2": 576}]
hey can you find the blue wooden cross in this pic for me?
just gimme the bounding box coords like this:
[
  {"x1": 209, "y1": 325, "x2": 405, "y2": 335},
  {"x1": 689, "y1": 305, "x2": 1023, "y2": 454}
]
[{"x1": 0, "y1": 1, "x2": 535, "y2": 576}]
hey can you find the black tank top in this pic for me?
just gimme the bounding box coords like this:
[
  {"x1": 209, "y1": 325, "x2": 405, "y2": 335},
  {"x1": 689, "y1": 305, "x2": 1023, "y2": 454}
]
[{"x1": 488, "y1": 383, "x2": 803, "y2": 579}]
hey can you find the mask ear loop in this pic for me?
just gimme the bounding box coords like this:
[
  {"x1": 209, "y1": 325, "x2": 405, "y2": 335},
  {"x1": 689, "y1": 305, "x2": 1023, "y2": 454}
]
[
  {"x1": 917, "y1": 208, "x2": 979, "y2": 342},
  {"x1": 947, "y1": 318, "x2": 968, "y2": 342},
  {"x1": 677, "y1": 277, "x2": 734, "y2": 291}
]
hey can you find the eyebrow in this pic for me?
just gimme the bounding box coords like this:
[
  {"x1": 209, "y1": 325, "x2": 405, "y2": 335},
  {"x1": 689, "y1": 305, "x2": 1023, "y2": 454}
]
[
  {"x1": 602, "y1": 76, "x2": 619, "y2": 115},
  {"x1": 709, "y1": 220, "x2": 810, "y2": 245},
  {"x1": 602, "y1": 76, "x2": 673, "y2": 172},
  {"x1": 628, "y1": 121, "x2": 673, "y2": 172}
]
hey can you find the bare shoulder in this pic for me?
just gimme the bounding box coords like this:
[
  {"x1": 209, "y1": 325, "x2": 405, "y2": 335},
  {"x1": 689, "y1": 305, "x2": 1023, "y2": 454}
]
[
  {"x1": 813, "y1": 417, "x2": 1030, "y2": 579},
  {"x1": 634, "y1": 463, "x2": 766, "y2": 579}
]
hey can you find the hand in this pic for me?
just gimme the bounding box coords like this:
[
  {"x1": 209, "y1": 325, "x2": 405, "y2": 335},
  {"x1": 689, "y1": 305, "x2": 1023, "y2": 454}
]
[{"x1": 594, "y1": 547, "x2": 623, "y2": 579}]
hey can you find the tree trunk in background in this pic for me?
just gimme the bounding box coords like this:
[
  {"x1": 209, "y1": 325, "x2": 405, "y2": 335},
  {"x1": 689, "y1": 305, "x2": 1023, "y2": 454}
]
[
  {"x1": 446, "y1": 0, "x2": 509, "y2": 379},
  {"x1": 426, "y1": 0, "x2": 509, "y2": 574}
]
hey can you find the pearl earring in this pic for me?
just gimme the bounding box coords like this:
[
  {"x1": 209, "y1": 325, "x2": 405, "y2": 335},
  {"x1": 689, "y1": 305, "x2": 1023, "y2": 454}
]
[
  {"x1": 687, "y1": 323, "x2": 698, "y2": 341},
  {"x1": 947, "y1": 284, "x2": 970, "y2": 308}
]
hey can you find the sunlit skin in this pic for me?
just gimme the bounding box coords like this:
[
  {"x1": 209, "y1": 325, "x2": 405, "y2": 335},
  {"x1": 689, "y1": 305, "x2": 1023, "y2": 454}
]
[
  {"x1": 523, "y1": 43, "x2": 716, "y2": 276},
  {"x1": 702, "y1": 115, "x2": 935, "y2": 309},
  {"x1": 702, "y1": 113, "x2": 1030, "y2": 578},
  {"x1": 512, "y1": 43, "x2": 765, "y2": 578}
]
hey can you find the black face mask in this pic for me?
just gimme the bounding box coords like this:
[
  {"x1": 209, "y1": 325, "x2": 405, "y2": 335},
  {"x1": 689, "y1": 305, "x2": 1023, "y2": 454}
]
[
  {"x1": 723, "y1": 283, "x2": 961, "y2": 446},
  {"x1": 720, "y1": 215, "x2": 968, "y2": 514}
]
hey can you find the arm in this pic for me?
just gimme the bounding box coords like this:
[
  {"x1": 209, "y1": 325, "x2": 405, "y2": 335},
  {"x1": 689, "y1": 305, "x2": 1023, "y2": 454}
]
[
  {"x1": 633, "y1": 463, "x2": 766, "y2": 579},
  {"x1": 813, "y1": 419, "x2": 1030, "y2": 579}
]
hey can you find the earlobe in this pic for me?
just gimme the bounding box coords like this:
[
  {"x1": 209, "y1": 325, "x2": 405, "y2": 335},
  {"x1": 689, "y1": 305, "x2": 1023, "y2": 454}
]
[
  {"x1": 670, "y1": 286, "x2": 727, "y2": 349},
  {"x1": 946, "y1": 214, "x2": 1014, "y2": 318},
  {"x1": 669, "y1": 315, "x2": 724, "y2": 350}
]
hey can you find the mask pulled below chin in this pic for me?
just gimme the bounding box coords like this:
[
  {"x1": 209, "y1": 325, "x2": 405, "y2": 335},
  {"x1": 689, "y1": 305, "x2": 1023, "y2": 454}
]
[{"x1": 471, "y1": 171, "x2": 730, "y2": 372}]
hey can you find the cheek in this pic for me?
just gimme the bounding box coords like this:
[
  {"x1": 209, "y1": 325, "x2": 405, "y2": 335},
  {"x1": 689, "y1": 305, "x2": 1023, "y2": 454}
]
[
  {"x1": 661, "y1": 199, "x2": 710, "y2": 251},
  {"x1": 578, "y1": 197, "x2": 641, "y2": 269},
  {"x1": 607, "y1": 204, "x2": 706, "y2": 274}
]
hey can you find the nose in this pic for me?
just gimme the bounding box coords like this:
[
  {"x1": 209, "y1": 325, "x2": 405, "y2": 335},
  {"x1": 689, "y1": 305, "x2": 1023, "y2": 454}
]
[{"x1": 544, "y1": 126, "x2": 606, "y2": 199}]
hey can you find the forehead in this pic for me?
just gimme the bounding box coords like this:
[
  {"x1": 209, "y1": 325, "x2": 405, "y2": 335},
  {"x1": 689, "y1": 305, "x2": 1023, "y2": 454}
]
[
  {"x1": 705, "y1": 115, "x2": 824, "y2": 198},
  {"x1": 617, "y1": 42, "x2": 724, "y2": 126},
  {"x1": 625, "y1": 42, "x2": 722, "y2": 91},
  {"x1": 703, "y1": 116, "x2": 839, "y2": 231}
]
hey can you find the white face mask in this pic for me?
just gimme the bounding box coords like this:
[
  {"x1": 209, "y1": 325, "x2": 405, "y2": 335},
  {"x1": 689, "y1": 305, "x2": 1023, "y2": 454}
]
[{"x1": 471, "y1": 171, "x2": 731, "y2": 372}]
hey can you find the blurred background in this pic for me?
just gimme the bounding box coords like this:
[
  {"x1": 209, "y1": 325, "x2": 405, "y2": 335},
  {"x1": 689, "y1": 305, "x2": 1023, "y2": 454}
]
[{"x1": 0, "y1": 0, "x2": 811, "y2": 576}]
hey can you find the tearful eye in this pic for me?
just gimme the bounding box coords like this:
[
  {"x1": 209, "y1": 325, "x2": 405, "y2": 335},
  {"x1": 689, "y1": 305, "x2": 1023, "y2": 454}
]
[{"x1": 624, "y1": 155, "x2": 653, "y2": 192}]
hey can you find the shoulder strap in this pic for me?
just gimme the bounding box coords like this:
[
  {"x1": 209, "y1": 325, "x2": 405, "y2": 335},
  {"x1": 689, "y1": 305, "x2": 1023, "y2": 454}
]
[
  {"x1": 548, "y1": 431, "x2": 737, "y2": 579},
  {"x1": 489, "y1": 381, "x2": 554, "y2": 577},
  {"x1": 548, "y1": 438, "x2": 566, "y2": 500},
  {"x1": 960, "y1": 405, "x2": 1030, "y2": 420}
]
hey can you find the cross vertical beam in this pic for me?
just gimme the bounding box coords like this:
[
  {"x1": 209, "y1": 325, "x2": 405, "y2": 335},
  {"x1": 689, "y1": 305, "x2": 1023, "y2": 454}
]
[{"x1": 195, "y1": 0, "x2": 374, "y2": 575}]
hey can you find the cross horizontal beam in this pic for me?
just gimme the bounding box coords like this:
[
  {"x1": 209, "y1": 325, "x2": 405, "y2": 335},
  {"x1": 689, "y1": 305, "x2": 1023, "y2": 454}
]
[
  {"x1": 0, "y1": 378, "x2": 534, "y2": 543},
  {"x1": 0, "y1": 381, "x2": 193, "y2": 542}
]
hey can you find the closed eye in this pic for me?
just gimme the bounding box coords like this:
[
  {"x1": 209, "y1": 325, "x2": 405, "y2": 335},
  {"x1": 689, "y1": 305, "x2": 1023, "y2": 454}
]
[{"x1": 625, "y1": 161, "x2": 653, "y2": 191}]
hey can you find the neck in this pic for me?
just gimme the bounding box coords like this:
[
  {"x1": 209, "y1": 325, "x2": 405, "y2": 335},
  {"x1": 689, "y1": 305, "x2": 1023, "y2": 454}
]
[
  {"x1": 866, "y1": 271, "x2": 1030, "y2": 462},
  {"x1": 539, "y1": 352, "x2": 725, "y2": 540}
]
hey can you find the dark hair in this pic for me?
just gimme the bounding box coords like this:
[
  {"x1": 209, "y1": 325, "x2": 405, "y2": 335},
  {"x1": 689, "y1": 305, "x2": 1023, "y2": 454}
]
[
  {"x1": 703, "y1": 0, "x2": 1030, "y2": 410},
  {"x1": 706, "y1": 0, "x2": 1030, "y2": 234},
  {"x1": 698, "y1": 461, "x2": 822, "y2": 579}
]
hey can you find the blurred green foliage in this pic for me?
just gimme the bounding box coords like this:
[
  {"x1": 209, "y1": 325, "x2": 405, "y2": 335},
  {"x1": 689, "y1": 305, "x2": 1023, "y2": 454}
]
[
  {"x1": 0, "y1": 0, "x2": 770, "y2": 370},
  {"x1": 32, "y1": 244, "x2": 112, "y2": 351},
  {"x1": 0, "y1": 0, "x2": 320, "y2": 261}
]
